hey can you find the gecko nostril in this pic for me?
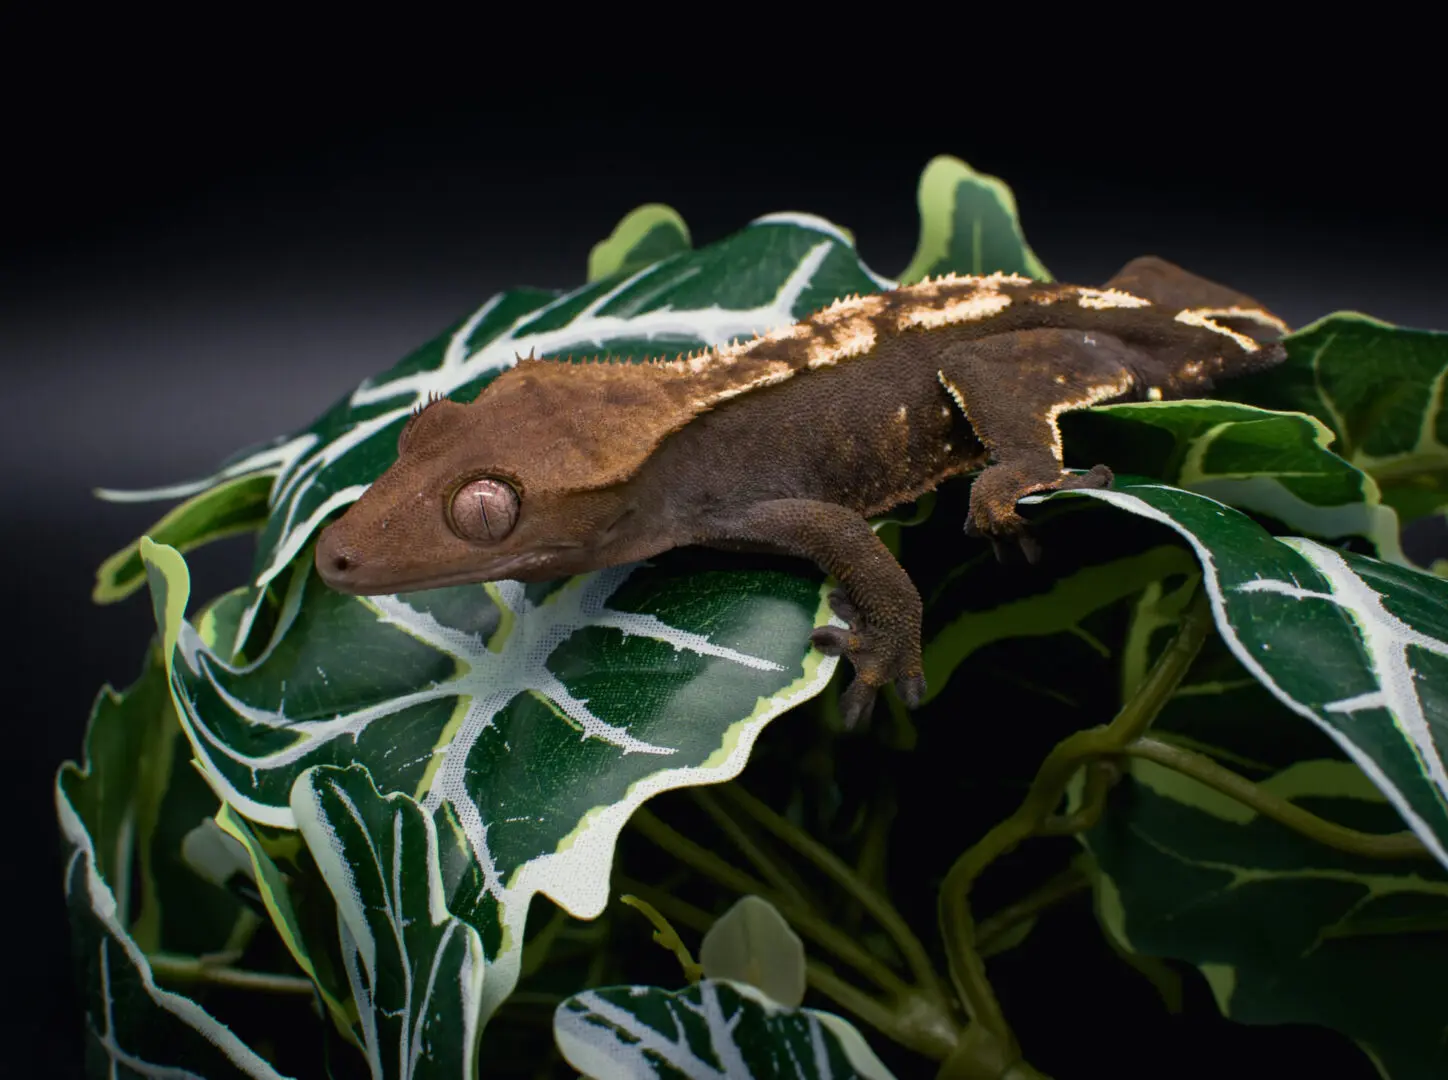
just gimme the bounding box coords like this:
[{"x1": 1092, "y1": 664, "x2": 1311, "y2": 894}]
[{"x1": 332, "y1": 553, "x2": 352, "y2": 573}]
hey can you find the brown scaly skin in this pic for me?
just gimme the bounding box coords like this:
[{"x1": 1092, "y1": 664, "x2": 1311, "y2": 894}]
[{"x1": 315, "y1": 256, "x2": 1290, "y2": 730}]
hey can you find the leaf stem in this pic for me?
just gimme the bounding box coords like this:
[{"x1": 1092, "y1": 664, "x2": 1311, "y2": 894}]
[
  {"x1": 1123, "y1": 737, "x2": 1433, "y2": 861},
  {"x1": 147, "y1": 953, "x2": 316, "y2": 996},
  {"x1": 717, "y1": 782, "x2": 951, "y2": 1008},
  {"x1": 619, "y1": 894, "x2": 704, "y2": 983},
  {"x1": 620, "y1": 878, "x2": 959, "y2": 1060},
  {"x1": 1037, "y1": 761, "x2": 1118, "y2": 837},
  {"x1": 628, "y1": 807, "x2": 913, "y2": 998},
  {"x1": 806, "y1": 960, "x2": 960, "y2": 1062},
  {"x1": 975, "y1": 862, "x2": 1091, "y2": 958},
  {"x1": 936, "y1": 586, "x2": 1211, "y2": 1053},
  {"x1": 844, "y1": 790, "x2": 896, "y2": 936},
  {"x1": 688, "y1": 787, "x2": 811, "y2": 908}
]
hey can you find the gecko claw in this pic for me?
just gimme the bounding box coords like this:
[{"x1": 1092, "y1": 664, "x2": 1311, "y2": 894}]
[
  {"x1": 895, "y1": 671, "x2": 926, "y2": 709},
  {"x1": 838, "y1": 679, "x2": 879, "y2": 731},
  {"x1": 1017, "y1": 533, "x2": 1043, "y2": 565}
]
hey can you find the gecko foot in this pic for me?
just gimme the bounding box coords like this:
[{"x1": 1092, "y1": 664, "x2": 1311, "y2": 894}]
[
  {"x1": 810, "y1": 589, "x2": 926, "y2": 730},
  {"x1": 966, "y1": 462, "x2": 1115, "y2": 564}
]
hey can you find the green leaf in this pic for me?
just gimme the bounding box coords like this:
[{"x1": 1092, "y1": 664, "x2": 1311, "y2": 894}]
[
  {"x1": 94, "y1": 472, "x2": 274, "y2": 604},
  {"x1": 699, "y1": 896, "x2": 807, "y2": 1010},
  {"x1": 138, "y1": 535, "x2": 840, "y2": 1026},
  {"x1": 1224, "y1": 314, "x2": 1448, "y2": 531},
  {"x1": 552, "y1": 978, "x2": 897, "y2": 1080},
  {"x1": 215, "y1": 804, "x2": 361, "y2": 1048},
  {"x1": 1061, "y1": 399, "x2": 1406, "y2": 564},
  {"x1": 587, "y1": 203, "x2": 692, "y2": 283},
  {"x1": 290, "y1": 763, "x2": 487, "y2": 1080},
  {"x1": 896, "y1": 154, "x2": 1052, "y2": 284},
  {"x1": 56, "y1": 661, "x2": 290, "y2": 1079},
  {"x1": 1030, "y1": 481, "x2": 1448, "y2": 867},
  {"x1": 1077, "y1": 752, "x2": 1448, "y2": 1080}
]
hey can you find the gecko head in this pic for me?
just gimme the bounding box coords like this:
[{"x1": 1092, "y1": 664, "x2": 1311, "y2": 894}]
[{"x1": 314, "y1": 378, "x2": 642, "y2": 595}]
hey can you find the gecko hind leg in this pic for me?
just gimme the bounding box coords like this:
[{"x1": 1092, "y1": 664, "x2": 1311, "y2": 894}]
[{"x1": 697, "y1": 499, "x2": 925, "y2": 732}]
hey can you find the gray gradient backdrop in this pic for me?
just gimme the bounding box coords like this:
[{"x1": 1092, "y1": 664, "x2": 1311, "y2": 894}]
[{"x1": 4, "y1": 58, "x2": 1441, "y2": 1078}]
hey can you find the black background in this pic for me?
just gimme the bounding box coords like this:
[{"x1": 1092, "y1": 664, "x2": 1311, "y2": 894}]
[{"x1": 4, "y1": 30, "x2": 1442, "y2": 1079}]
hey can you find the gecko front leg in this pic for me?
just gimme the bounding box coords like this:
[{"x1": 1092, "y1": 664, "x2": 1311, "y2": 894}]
[
  {"x1": 695, "y1": 498, "x2": 925, "y2": 731},
  {"x1": 937, "y1": 328, "x2": 1151, "y2": 557}
]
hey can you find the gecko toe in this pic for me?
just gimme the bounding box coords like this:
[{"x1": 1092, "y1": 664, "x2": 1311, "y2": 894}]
[
  {"x1": 810, "y1": 626, "x2": 854, "y2": 656},
  {"x1": 1056, "y1": 464, "x2": 1114, "y2": 492}
]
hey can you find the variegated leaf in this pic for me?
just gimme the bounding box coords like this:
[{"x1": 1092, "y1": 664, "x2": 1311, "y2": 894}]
[
  {"x1": 290, "y1": 764, "x2": 487, "y2": 1080},
  {"x1": 138, "y1": 535, "x2": 840, "y2": 1025},
  {"x1": 896, "y1": 154, "x2": 1052, "y2": 285},
  {"x1": 1073, "y1": 685, "x2": 1448, "y2": 1080},
  {"x1": 587, "y1": 203, "x2": 692, "y2": 283},
  {"x1": 552, "y1": 979, "x2": 897, "y2": 1080},
  {"x1": 1061, "y1": 400, "x2": 1406, "y2": 564},
  {"x1": 1030, "y1": 481, "x2": 1448, "y2": 867},
  {"x1": 1224, "y1": 314, "x2": 1448, "y2": 536},
  {"x1": 56, "y1": 661, "x2": 290, "y2": 1080}
]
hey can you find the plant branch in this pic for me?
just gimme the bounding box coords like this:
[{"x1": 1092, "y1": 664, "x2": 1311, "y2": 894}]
[
  {"x1": 806, "y1": 960, "x2": 960, "y2": 1062},
  {"x1": 1037, "y1": 760, "x2": 1118, "y2": 837},
  {"x1": 717, "y1": 783, "x2": 951, "y2": 1008},
  {"x1": 148, "y1": 953, "x2": 316, "y2": 996},
  {"x1": 975, "y1": 862, "x2": 1091, "y2": 958},
  {"x1": 688, "y1": 787, "x2": 811, "y2": 907},
  {"x1": 937, "y1": 586, "x2": 1212, "y2": 1049},
  {"x1": 844, "y1": 789, "x2": 896, "y2": 936},
  {"x1": 628, "y1": 807, "x2": 913, "y2": 998},
  {"x1": 1124, "y1": 737, "x2": 1433, "y2": 861}
]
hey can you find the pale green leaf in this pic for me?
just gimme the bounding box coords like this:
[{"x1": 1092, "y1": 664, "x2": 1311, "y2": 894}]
[
  {"x1": 896, "y1": 153, "x2": 1052, "y2": 284},
  {"x1": 700, "y1": 895, "x2": 807, "y2": 1009},
  {"x1": 587, "y1": 203, "x2": 692, "y2": 283}
]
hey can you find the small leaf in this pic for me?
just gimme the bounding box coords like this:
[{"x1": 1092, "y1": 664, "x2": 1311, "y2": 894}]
[
  {"x1": 588, "y1": 203, "x2": 692, "y2": 282},
  {"x1": 699, "y1": 895, "x2": 806, "y2": 1009},
  {"x1": 553, "y1": 978, "x2": 897, "y2": 1079},
  {"x1": 93, "y1": 472, "x2": 273, "y2": 604},
  {"x1": 897, "y1": 153, "x2": 1052, "y2": 285}
]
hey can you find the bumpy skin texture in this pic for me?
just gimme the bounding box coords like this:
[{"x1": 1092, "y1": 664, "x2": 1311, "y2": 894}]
[{"x1": 315, "y1": 256, "x2": 1290, "y2": 730}]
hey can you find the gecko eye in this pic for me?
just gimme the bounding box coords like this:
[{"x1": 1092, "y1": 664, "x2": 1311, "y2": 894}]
[{"x1": 449, "y1": 478, "x2": 519, "y2": 543}]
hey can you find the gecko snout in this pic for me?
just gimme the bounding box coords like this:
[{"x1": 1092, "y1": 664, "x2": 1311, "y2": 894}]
[{"x1": 314, "y1": 525, "x2": 364, "y2": 592}]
